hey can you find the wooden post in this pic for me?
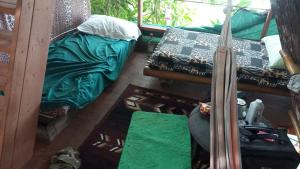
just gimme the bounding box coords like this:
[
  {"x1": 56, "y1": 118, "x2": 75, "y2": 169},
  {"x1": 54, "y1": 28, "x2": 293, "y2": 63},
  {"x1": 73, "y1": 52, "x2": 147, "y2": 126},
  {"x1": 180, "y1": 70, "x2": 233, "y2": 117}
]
[
  {"x1": 0, "y1": 0, "x2": 55, "y2": 169},
  {"x1": 138, "y1": 0, "x2": 143, "y2": 28},
  {"x1": 280, "y1": 50, "x2": 300, "y2": 74},
  {"x1": 137, "y1": 0, "x2": 165, "y2": 32},
  {"x1": 260, "y1": 10, "x2": 273, "y2": 39}
]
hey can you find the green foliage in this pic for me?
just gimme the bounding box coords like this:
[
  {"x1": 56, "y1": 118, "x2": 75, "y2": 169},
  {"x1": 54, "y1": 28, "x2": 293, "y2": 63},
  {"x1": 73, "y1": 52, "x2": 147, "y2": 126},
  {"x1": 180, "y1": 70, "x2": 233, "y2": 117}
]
[
  {"x1": 90, "y1": 0, "x2": 193, "y2": 26},
  {"x1": 208, "y1": 0, "x2": 251, "y2": 26},
  {"x1": 90, "y1": 0, "x2": 252, "y2": 27},
  {"x1": 142, "y1": 0, "x2": 193, "y2": 26},
  {"x1": 90, "y1": 0, "x2": 138, "y2": 21}
]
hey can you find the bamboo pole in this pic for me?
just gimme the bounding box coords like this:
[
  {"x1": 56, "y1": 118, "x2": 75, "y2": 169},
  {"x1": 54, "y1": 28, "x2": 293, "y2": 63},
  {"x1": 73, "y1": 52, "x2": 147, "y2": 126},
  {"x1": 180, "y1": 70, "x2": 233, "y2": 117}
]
[
  {"x1": 280, "y1": 50, "x2": 300, "y2": 75},
  {"x1": 260, "y1": 10, "x2": 273, "y2": 39}
]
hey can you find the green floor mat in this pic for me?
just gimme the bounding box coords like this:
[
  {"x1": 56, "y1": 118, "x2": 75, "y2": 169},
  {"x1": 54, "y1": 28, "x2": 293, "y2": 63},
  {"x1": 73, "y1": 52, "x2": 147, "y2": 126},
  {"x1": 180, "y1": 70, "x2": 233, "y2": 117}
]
[{"x1": 118, "y1": 111, "x2": 191, "y2": 169}]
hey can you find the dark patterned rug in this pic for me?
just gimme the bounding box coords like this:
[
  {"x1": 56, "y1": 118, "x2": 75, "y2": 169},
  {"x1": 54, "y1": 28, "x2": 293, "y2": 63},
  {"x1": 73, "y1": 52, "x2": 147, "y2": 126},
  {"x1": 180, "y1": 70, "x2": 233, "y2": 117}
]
[{"x1": 79, "y1": 84, "x2": 203, "y2": 169}]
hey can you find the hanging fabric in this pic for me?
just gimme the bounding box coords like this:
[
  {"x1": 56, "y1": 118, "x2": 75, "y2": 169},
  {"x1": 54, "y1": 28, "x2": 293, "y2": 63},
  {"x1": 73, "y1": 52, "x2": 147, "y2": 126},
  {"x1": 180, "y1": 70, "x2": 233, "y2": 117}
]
[{"x1": 210, "y1": 0, "x2": 242, "y2": 168}]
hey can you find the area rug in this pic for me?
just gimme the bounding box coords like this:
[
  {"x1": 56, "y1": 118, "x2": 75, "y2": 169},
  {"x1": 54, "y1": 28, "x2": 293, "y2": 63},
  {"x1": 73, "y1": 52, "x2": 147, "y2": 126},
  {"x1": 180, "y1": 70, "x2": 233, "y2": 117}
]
[{"x1": 79, "y1": 84, "x2": 202, "y2": 169}]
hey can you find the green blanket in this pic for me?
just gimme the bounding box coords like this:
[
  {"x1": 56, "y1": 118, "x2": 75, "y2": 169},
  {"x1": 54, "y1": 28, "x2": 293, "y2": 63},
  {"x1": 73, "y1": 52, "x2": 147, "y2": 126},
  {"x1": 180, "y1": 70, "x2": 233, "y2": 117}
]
[
  {"x1": 41, "y1": 32, "x2": 135, "y2": 111},
  {"x1": 118, "y1": 112, "x2": 191, "y2": 169}
]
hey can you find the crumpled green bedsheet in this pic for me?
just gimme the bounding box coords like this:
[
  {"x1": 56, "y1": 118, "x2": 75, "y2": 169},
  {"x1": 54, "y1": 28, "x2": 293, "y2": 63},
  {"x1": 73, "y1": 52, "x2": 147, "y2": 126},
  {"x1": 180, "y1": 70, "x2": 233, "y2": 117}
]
[
  {"x1": 118, "y1": 112, "x2": 191, "y2": 169},
  {"x1": 41, "y1": 32, "x2": 135, "y2": 111}
]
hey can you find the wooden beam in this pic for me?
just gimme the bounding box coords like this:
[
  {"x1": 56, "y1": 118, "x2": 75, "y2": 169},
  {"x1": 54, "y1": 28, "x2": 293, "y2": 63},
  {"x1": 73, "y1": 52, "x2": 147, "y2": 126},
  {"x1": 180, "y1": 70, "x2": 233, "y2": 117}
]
[
  {"x1": 11, "y1": 0, "x2": 55, "y2": 168},
  {"x1": 0, "y1": 0, "x2": 55, "y2": 168},
  {"x1": 0, "y1": 0, "x2": 34, "y2": 168},
  {"x1": 140, "y1": 25, "x2": 166, "y2": 33},
  {"x1": 0, "y1": 0, "x2": 24, "y2": 167},
  {"x1": 280, "y1": 50, "x2": 300, "y2": 75},
  {"x1": 260, "y1": 10, "x2": 273, "y2": 39},
  {"x1": 137, "y1": 0, "x2": 166, "y2": 33},
  {"x1": 138, "y1": 0, "x2": 142, "y2": 27}
]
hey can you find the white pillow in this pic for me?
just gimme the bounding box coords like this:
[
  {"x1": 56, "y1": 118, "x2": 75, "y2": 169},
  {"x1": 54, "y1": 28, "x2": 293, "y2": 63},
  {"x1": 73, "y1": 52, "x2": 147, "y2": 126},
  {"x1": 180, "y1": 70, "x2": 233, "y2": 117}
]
[
  {"x1": 77, "y1": 15, "x2": 141, "y2": 41},
  {"x1": 261, "y1": 35, "x2": 285, "y2": 69}
]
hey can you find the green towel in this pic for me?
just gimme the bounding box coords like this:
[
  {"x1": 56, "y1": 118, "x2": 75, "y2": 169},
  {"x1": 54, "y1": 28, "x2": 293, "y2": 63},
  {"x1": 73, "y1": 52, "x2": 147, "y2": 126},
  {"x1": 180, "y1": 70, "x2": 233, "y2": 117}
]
[{"x1": 118, "y1": 111, "x2": 191, "y2": 169}]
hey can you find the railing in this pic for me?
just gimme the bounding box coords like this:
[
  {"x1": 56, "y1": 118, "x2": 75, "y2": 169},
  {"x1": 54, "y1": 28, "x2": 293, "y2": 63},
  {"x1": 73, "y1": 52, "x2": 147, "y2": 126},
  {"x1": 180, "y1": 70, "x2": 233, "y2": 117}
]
[{"x1": 137, "y1": 0, "x2": 272, "y2": 39}]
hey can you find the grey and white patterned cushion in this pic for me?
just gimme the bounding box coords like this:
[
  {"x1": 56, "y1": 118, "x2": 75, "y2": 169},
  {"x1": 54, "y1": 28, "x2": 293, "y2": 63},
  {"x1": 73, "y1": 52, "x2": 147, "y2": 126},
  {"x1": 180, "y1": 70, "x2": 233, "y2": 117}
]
[
  {"x1": 148, "y1": 28, "x2": 290, "y2": 89},
  {"x1": 0, "y1": 14, "x2": 14, "y2": 31}
]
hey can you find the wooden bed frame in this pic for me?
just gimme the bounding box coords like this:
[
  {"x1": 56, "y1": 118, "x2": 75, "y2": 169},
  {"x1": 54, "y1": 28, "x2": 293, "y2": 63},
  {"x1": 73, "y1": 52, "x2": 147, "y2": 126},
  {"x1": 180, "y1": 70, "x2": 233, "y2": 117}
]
[{"x1": 144, "y1": 66, "x2": 289, "y2": 96}]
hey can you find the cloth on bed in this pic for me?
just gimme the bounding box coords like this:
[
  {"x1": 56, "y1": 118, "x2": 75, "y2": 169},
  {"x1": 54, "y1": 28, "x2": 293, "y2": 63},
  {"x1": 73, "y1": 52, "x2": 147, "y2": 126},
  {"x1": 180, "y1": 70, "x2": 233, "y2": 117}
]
[
  {"x1": 118, "y1": 111, "x2": 191, "y2": 169},
  {"x1": 41, "y1": 32, "x2": 135, "y2": 111},
  {"x1": 148, "y1": 28, "x2": 289, "y2": 89}
]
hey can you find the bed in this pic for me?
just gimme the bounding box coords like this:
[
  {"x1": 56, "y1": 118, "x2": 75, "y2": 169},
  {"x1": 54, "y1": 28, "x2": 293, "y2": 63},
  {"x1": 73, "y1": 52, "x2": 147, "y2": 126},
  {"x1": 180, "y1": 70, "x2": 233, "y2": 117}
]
[
  {"x1": 37, "y1": 31, "x2": 136, "y2": 142},
  {"x1": 0, "y1": 0, "x2": 139, "y2": 142},
  {"x1": 144, "y1": 28, "x2": 290, "y2": 96},
  {"x1": 36, "y1": 0, "x2": 139, "y2": 141},
  {"x1": 40, "y1": 31, "x2": 136, "y2": 111}
]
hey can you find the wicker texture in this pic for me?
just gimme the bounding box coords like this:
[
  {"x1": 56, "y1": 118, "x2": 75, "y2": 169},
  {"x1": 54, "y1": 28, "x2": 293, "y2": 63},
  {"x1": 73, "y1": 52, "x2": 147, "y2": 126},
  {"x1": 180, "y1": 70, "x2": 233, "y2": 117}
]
[
  {"x1": 51, "y1": 0, "x2": 91, "y2": 39},
  {"x1": 271, "y1": 0, "x2": 300, "y2": 64},
  {"x1": 0, "y1": 0, "x2": 91, "y2": 38}
]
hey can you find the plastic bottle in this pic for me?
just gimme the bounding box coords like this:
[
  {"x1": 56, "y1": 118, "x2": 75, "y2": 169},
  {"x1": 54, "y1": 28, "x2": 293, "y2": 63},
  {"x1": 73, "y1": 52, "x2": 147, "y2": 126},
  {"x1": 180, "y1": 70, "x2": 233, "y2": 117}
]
[
  {"x1": 245, "y1": 99, "x2": 264, "y2": 125},
  {"x1": 237, "y1": 98, "x2": 247, "y2": 120}
]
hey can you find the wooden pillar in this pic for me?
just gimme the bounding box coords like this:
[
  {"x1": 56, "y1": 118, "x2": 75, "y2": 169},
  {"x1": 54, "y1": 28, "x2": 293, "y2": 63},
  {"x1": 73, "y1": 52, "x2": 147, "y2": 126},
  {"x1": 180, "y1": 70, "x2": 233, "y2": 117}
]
[
  {"x1": 271, "y1": 0, "x2": 300, "y2": 64},
  {"x1": 138, "y1": 0, "x2": 143, "y2": 27},
  {"x1": 260, "y1": 10, "x2": 273, "y2": 39},
  {"x1": 0, "y1": 0, "x2": 55, "y2": 169}
]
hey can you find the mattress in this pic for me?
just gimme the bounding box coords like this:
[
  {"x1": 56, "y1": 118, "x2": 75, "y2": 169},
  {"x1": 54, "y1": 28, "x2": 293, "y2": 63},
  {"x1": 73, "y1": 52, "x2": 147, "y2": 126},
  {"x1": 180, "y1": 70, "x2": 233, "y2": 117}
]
[
  {"x1": 147, "y1": 28, "x2": 289, "y2": 89},
  {"x1": 41, "y1": 32, "x2": 135, "y2": 111}
]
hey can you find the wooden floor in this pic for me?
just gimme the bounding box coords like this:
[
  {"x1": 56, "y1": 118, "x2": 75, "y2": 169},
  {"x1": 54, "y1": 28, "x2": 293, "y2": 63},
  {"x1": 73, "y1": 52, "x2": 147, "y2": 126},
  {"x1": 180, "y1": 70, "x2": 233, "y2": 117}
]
[{"x1": 25, "y1": 51, "x2": 292, "y2": 169}]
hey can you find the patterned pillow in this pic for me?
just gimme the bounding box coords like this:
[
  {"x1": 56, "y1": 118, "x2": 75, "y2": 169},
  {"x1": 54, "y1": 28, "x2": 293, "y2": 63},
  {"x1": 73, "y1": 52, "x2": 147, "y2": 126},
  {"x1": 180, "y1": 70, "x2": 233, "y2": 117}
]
[
  {"x1": 0, "y1": 0, "x2": 91, "y2": 39},
  {"x1": 51, "y1": 0, "x2": 91, "y2": 39}
]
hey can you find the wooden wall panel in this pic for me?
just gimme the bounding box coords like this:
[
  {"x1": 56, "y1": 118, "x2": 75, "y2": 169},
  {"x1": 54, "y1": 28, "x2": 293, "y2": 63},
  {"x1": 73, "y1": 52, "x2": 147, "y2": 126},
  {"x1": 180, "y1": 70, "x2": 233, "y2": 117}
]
[
  {"x1": 0, "y1": 0, "x2": 55, "y2": 168},
  {"x1": 12, "y1": 0, "x2": 55, "y2": 168},
  {"x1": 0, "y1": 0, "x2": 34, "y2": 168}
]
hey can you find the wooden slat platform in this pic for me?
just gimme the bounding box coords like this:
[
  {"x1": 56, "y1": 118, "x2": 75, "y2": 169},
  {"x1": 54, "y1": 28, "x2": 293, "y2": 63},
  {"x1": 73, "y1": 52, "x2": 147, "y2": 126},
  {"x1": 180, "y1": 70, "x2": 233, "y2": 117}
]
[
  {"x1": 0, "y1": 30, "x2": 12, "y2": 53},
  {"x1": 143, "y1": 65, "x2": 289, "y2": 96},
  {"x1": 0, "y1": 74, "x2": 7, "y2": 87},
  {"x1": 0, "y1": 0, "x2": 16, "y2": 15},
  {"x1": 0, "y1": 62, "x2": 9, "y2": 75}
]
